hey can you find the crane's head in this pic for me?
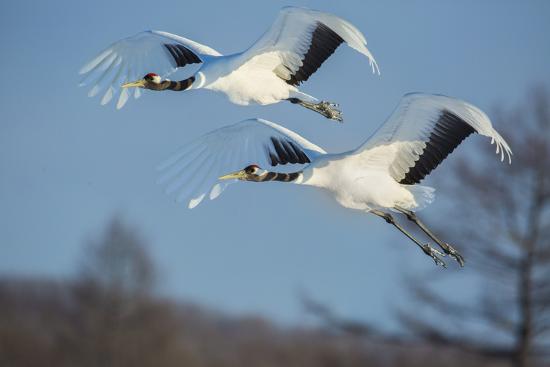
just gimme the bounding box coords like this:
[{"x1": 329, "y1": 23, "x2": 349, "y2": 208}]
[
  {"x1": 122, "y1": 73, "x2": 162, "y2": 89},
  {"x1": 219, "y1": 164, "x2": 265, "y2": 182}
]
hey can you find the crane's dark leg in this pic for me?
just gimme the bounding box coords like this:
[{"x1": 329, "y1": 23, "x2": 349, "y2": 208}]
[
  {"x1": 371, "y1": 209, "x2": 446, "y2": 268},
  {"x1": 287, "y1": 98, "x2": 343, "y2": 122},
  {"x1": 394, "y1": 206, "x2": 465, "y2": 267}
]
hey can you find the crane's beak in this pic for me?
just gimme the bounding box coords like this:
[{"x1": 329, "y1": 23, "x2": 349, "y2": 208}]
[
  {"x1": 121, "y1": 79, "x2": 146, "y2": 88},
  {"x1": 219, "y1": 169, "x2": 246, "y2": 181}
]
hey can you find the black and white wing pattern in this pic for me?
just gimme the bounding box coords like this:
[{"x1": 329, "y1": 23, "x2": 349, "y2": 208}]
[
  {"x1": 355, "y1": 93, "x2": 512, "y2": 185},
  {"x1": 239, "y1": 6, "x2": 379, "y2": 86},
  {"x1": 157, "y1": 118, "x2": 326, "y2": 209},
  {"x1": 79, "y1": 30, "x2": 221, "y2": 109}
]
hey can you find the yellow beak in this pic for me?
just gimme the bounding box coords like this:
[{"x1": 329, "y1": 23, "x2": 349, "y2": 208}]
[
  {"x1": 121, "y1": 79, "x2": 146, "y2": 88},
  {"x1": 219, "y1": 170, "x2": 246, "y2": 180}
]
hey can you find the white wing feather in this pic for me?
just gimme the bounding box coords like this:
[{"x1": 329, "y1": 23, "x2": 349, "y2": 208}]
[
  {"x1": 157, "y1": 118, "x2": 326, "y2": 209},
  {"x1": 79, "y1": 30, "x2": 221, "y2": 109},
  {"x1": 239, "y1": 6, "x2": 379, "y2": 76},
  {"x1": 354, "y1": 93, "x2": 512, "y2": 182}
]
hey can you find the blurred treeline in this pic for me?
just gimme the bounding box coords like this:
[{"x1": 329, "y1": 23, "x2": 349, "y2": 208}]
[
  {"x1": 1, "y1": 89, "x2": 549, "y2": 367},
  {"x1": 0, "y1": 218, "x2": 505, "y2": 367}
]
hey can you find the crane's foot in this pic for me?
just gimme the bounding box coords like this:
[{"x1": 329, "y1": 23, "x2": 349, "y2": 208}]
[
  {"x1": 421, "y1": 244, "x2": 447, "y2": 268},
  {"x1": 393, "y1": 206, "x2": 464, "y2": 268},
  {"x1": 439, "y1": 242, "x2": 465, "y2": 267},
  {"x1": 289, "y1": 98, "x2": 343, "y2": 122},
  {"x1": 316, "y1": 101, "x2": 343, "y2": 122}
]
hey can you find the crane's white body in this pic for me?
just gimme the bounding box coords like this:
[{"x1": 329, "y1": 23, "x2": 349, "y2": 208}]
[
  {"x1": 80, "y1": 7, "x2": 378, "y2": 109},
  {"x1": 157, "y1": 94, "x2": 512, "y2": 210},
  {"x1": 297, "y1": 151, "x2": 431, "y2": 212},
  {"x1": 191, "y1": 53, "x2": 305, "y2": 106}
]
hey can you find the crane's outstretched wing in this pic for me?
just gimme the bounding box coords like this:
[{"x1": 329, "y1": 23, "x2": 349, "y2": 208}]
[
  {"x1": 354, "y1": 93, "x2": 512, "y2": 185},
  {"x1": 238, "y1": 6, "x2": 379, "y2": 86},
  {"x1": 79, "y1": 30, "x2": 221, "y2": 109},
  {"x1": 157, "y1": 118, "x2": 326, "y2": 209}
]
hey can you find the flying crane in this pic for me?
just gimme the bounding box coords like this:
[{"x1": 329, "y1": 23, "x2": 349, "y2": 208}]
[
  {"x1": 156, "y1": 94, "x2": 512, "y2": 267},
  {"x1": 79, "y1": 7, "x2": 379, "y2": 121}
]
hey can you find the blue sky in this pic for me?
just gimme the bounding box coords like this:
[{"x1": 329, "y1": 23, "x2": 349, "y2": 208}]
[{"x1": 1, "y1": 0, "x2": 549, "y2": 330}]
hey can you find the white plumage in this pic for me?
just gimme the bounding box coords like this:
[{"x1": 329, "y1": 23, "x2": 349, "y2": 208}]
[{"x1": 79, "y1": 7, "x2": 379, "y2": 120}]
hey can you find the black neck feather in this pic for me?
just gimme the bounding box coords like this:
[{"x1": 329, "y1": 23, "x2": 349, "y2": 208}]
[
  {"x1": 152, "y1": 76, "x2": 195, "y2": 91},
  {"x1": 253, "y1": 171, "x2": 302, "y2": 183}
]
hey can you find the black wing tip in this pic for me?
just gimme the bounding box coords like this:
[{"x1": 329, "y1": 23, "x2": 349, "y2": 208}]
[
  {"x1": 399, "y1": 110, "x2": 475, "y2": 185},
  {"x1": 267, "y1": 137, "x2": 311, "y2": 167},
  {"x1": 285, "y1": 21, "x2": 344, "y2": 86},
  {"x1": 163, "y1": 43, "x2": 202, "y2": 68}
]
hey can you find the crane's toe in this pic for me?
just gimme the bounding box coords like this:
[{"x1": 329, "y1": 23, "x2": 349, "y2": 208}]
[
  {"x1": 421, "y1": 244, "x2": 447, "y2": 268},
  {"x1": 329, "y1": 110, "x2": 343, "y2": 122},
  {"x1": 442, "y1": 243, "x2": 465, "y2": 267}
]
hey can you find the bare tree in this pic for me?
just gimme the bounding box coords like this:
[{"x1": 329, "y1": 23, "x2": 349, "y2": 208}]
[
  {"x1": 71, "y1": 215, "x2": 194, "y2": 367},
  {"x1": 78, "y1": 215, "x2": 155, "y2": 295},
  {"x1": 399, "y1": 88, "x2": 550, "y2": 367}
]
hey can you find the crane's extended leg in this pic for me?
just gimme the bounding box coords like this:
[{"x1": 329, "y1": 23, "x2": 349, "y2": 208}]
[
  {"x1": 394, "y1": 206, "x2": 465, "y2": 267},
  {"x1": 370, "y1": 209, "x2": 446, "y2": 268},
  {"x1": 287, "y1": 98, "x2": 343, "y2": 122}
]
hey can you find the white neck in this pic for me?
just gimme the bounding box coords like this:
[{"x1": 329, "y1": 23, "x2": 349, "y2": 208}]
[
  {"x1": 295, "y1": 164, "x2": 332, "y2": 189},
  {"x1": 191, "y1": 71, "x2": 206, "y2": 89}
]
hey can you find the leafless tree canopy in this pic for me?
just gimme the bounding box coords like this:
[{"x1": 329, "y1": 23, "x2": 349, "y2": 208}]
[{"x1": 79, "y1": 216, "x2": 155, "y2": 295}]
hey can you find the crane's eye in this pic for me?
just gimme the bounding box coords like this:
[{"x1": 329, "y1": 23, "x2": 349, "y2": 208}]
[
  {"x1": 245, "y1": 165, "x2": 258, "y2": 174},
  {"x1": 144, "y1": 73, "x2": 158, "y2": 81}
]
